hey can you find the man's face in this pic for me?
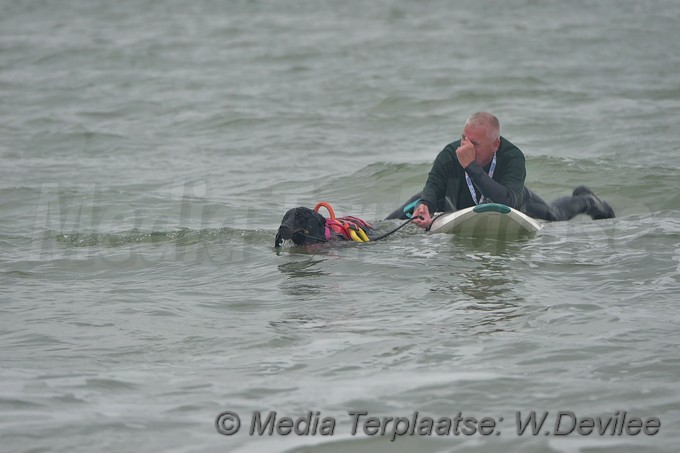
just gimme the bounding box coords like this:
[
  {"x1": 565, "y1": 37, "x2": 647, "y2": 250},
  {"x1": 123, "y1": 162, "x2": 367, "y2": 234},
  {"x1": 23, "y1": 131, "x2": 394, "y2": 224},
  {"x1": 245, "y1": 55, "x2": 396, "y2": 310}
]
[{"x1": 462, "y1": 124, "x2": 500, "y2": 165}]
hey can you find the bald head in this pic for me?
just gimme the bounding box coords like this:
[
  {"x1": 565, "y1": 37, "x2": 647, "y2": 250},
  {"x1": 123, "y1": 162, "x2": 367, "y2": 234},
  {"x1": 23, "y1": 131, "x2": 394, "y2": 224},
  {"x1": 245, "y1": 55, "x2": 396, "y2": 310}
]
[
  {"x1": 464, "y1": 112, "x2": 500, "y2": 142},
  {"x1": 460, "y1": 112, "x2": 502, "y2": 167}
]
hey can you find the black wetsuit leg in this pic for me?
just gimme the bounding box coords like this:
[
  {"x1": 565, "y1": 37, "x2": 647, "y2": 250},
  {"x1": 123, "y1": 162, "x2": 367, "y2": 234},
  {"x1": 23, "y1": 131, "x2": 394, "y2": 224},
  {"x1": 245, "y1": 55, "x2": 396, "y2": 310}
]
[{"x1": 523, "y1": 188, "x2": 588, "y2": 221}]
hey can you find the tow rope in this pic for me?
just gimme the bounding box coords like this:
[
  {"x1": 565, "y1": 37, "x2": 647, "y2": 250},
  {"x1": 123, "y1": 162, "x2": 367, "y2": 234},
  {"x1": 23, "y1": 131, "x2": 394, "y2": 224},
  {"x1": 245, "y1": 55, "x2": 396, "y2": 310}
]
[{"x1": 311, "y1": 201, "x2": 420, "y2": 244}]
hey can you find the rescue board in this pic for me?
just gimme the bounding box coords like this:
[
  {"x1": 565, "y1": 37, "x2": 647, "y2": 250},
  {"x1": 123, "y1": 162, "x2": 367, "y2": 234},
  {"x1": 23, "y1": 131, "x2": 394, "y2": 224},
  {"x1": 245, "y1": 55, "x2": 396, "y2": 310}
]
[{"x1": 427, "y1": 203, "x2": 543, "y2": 239}]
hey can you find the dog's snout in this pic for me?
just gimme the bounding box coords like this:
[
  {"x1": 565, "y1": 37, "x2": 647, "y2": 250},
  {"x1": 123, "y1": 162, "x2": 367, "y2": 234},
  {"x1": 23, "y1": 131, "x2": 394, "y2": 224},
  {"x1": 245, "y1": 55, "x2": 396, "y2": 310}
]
[{"x1": 277, "y1": 225, "x2": 292, "y2": 239}]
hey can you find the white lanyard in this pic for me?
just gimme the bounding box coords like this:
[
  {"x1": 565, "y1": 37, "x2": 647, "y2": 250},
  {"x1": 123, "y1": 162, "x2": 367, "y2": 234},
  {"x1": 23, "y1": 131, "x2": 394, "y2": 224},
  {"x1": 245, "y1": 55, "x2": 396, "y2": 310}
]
[{"x1": 465, "y1": 153, "x2": 496, "y2": 205}]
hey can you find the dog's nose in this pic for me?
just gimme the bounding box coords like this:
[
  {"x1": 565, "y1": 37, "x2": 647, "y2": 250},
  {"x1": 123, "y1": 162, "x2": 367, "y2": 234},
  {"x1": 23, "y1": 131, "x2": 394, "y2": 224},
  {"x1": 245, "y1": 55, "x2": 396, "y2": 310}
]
[
  {"x1": 277, "y1": 225, "x2": 291, "y2": 238},
  {"x1": 275, "y1": 226, "x2": 292, "y2": 247}
]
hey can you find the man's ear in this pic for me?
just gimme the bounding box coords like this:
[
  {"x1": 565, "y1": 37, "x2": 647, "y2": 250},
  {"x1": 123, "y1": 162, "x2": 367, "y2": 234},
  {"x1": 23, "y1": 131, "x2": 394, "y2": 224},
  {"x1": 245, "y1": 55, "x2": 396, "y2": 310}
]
[{"x1": 493, "y1": 138, "x2": 501, "y2": 151}]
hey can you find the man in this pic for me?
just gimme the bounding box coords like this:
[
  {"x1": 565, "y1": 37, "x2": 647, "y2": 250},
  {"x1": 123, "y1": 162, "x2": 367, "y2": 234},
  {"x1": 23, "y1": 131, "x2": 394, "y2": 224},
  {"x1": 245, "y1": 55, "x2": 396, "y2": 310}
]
[{"x1": 386, "y1": 112, "x2": 614, "y2": 226}]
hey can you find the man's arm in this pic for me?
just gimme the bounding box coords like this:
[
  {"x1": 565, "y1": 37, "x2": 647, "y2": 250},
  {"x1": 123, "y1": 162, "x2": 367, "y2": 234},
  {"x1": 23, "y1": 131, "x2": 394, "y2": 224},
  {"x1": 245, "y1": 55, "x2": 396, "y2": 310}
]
[
  {"x1": 420, "y1": 146, "x2": 455, "y2": 213},
  {"x1": 465, "y1": 152, "x2": 526, "y2": 208}
]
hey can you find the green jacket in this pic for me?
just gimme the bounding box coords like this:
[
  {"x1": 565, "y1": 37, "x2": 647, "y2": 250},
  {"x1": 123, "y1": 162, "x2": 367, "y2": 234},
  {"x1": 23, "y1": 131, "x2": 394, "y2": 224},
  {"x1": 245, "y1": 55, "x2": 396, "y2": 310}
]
[{"x1": 420, "y1": 137, "x2": 526, "y2": 213}]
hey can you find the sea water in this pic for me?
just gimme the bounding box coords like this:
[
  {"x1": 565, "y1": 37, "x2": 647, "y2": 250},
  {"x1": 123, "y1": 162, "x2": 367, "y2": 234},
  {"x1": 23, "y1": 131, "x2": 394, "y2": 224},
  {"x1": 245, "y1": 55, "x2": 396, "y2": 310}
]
[{"x1": 1, "y1": 0, "x2": 679, "y2": 452}]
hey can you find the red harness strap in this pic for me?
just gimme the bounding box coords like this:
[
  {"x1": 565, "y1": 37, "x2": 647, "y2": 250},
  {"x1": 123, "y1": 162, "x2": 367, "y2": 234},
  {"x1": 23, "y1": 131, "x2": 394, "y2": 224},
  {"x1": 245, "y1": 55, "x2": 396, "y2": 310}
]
[{"x1": 313, "y1": 202, "x2": 372, "y2": 242}]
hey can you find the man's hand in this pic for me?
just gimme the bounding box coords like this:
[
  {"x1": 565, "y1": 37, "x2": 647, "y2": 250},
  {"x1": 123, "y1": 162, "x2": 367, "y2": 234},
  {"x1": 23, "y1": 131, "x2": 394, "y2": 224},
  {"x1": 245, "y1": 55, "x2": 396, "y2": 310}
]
[
  {"x1": 412, "y1": 203, "x2": 431, "y2": 229},
  {"x1": 456, "y1": 137, "x2": 476, "y2": 168}
]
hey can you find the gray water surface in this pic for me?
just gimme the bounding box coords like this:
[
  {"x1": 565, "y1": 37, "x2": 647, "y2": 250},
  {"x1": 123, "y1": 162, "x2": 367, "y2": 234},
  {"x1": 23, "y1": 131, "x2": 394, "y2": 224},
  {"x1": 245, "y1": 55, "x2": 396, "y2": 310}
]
[{"x1": 1, "y1": 1, "x2": 679, "y2": 452}]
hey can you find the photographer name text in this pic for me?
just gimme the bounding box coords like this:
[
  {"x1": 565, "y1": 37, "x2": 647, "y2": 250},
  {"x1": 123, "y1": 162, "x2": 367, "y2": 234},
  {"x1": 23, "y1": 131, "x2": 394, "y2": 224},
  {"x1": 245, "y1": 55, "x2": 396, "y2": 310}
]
[{"x1": 215, "y1": 410, "x2": 660, "y2": 440}]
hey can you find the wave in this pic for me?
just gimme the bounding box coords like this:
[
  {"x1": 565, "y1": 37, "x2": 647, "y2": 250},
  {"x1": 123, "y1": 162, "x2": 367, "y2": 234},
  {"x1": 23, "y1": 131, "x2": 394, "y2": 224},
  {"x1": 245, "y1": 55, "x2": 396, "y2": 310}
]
[
  {"x1": 2, "y1": 158, "x2": 677, "y2": 252},
  {"x1": 52, "y1": 226, "x2": 270, "y2": 248},
  {"x1": 248, "y1": 156, "x2": 680, "y2": 217}
]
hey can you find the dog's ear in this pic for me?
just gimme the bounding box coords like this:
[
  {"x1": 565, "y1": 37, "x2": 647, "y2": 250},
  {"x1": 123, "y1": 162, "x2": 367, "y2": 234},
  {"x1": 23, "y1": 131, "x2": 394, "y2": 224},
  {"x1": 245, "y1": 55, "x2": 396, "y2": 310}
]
[
  {"x1": 302, "y1": 210, "x2": 327, "y2": 245},
  {"x1": 291, "y1": 208, "x2": 327, "y2": 245}
]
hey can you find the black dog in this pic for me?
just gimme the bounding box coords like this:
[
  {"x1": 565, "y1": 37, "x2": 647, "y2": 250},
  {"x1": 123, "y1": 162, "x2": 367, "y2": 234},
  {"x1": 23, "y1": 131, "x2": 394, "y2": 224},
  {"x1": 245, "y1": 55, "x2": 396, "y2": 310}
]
[
  {"x1": 275, "y1": 207, "x2": 328, "y2": 247},
  {"x1": 275, "y1": 205, "x2": 373, "y2": 247}
]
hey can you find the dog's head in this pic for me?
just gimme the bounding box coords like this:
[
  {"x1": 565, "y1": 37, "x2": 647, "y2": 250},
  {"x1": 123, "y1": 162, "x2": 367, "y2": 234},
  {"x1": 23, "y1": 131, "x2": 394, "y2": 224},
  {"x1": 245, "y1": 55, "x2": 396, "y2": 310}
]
[{"x1": 275, "y1": 207, "x2": 327, "y2": 247}]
